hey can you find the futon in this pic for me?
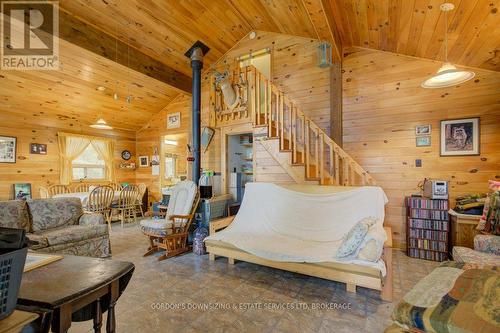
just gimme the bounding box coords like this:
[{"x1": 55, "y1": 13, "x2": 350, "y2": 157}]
[{"x1": 205, "y1": 183, "x2": 393, "y2": 300}]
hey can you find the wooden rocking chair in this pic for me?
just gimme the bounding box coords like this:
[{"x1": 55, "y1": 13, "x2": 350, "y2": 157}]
[{"x1": 140, "y1": 181, "x2": 200, "y2": 261}]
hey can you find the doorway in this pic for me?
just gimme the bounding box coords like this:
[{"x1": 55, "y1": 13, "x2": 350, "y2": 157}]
[
  {"x1": 160, "y1": 133, "x2": 188, "y2": 190},
  {"x1": 226, "y1": 133, "x2": 253, "y2": 204}
]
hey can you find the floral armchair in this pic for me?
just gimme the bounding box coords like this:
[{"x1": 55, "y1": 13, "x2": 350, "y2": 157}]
[{"x1": 453, "y1": 234, "x2": 500, "y2": 266}]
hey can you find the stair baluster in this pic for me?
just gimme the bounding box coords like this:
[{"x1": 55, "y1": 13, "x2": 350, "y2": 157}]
[{"x1": 241, "y1": 65, "x2": 375, "y2": 186}]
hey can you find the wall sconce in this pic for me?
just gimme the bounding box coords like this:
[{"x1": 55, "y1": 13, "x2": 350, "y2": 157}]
[{"x1": 317, "y1": 42, "x2": 332, "y2": 68}]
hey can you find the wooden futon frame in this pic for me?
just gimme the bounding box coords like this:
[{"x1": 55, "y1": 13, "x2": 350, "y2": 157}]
[{"x1": 207, "y1": 217, "x2": 393, "y2": 301}]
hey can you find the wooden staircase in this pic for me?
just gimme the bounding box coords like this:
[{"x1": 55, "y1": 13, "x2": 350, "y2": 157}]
[{"x1": 246, "y1": 66, "x2": 375, "y2": 186}]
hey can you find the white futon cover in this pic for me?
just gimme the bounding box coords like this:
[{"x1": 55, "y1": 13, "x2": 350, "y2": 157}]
[{"x1": 205, "y1": 183, "x2": 388, "y2": 274}]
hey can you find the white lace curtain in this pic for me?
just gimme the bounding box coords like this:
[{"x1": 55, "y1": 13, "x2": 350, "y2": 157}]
[{"x1": 58, "y1": 132, "x2": 115, "y2": 185}]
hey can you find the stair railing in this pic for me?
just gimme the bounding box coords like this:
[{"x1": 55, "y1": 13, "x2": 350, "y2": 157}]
[{"x1": 246, "y1": 65, "x2": 375, "y2": 186}]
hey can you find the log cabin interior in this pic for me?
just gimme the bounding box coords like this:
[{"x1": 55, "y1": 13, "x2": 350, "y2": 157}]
[{"x1": 0, "y1": 1, "x2": 499, "y2": 332}]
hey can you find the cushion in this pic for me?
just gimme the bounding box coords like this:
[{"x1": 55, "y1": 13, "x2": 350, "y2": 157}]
[
  {"x1": 452, "y1": 246, "x2": 500, "y2": 266},
  {"x1": 166, "y1": 180, "x2": 197, "y2": 222},
  {"x1": 476, "y1": 190, "x2": 499, "y2": 235},
  {"x1": 356, "y1": 223, "x2": 387, "y2": 262},
  {"x1": 0, "y1": 200, "x2": 30, "y2": 231},
  {"x1": 474, "y1": 234, "x2": 500, "y2": 255},
  {"x1": 35, "y1": 224, "x2": 108, "y2": 247},
  {"x1": 140, "y1": 219, "x2": 173, "y2": 237},
  {"x1": 336, "y1": 217, "x2": 377, "y2": 258},
  {"x1": 27, "y1": 198, "x2": 83, "y2": 232},
  {"x1": 79, "y1": 213, "x2": 104, "y2": 227}
]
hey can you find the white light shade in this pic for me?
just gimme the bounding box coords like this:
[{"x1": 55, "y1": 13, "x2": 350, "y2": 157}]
[
  {"x1": 164, "y1": 139, "x2": 178, "y2": 146},
  {"x1": 90, "y1": 119, "x2": 113, "y2": 130},
  {"x1": 421, "y1": 62, "x2": 475, "y2": 88}
]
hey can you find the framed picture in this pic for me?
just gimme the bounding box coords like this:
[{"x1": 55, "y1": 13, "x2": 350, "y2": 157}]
[
  {"x1": 415, "y1": 125, "x2": 431, "y2": 136},
  {"x1": 0, "y1": 136, "x2": 16, "y2": 163},
  {"x1": 440, "y1": 118, "x2": 480, "y2": 156},
  {"x1": 416, "y1": 136, "x2": 431, "y2": 147},
  {"x1": 30, "y1": 143, "x2": 47, "y2": 155},
  {"x1": 167, "y1": 112, "x2": 181, "y2": 129},
  {"x1": 201, "y1": 127, "x2": 215, "y2": 152},
  {"x1": 139, "y1": 156, "x2": 149, "y2": 167},
  {"x1": 13, "y1": 183, "x2": 32, "y2": 200}
]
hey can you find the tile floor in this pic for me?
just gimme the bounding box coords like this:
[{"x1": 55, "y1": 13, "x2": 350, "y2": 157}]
[{"x1": 71, "y1": 223, "x2": 439, "y2": 333}]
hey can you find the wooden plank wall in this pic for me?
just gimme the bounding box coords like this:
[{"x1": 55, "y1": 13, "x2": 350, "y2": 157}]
[
  {"x1": 0, "y1": 124, "x2": 136, "y2": 201},
  {"x1": 342, "y1": 47, "x2": 500, "y2": 248},
  {"x1": 214, "y1": 31, "x2": 331, "y2": 134},
  {"x1": 254, "y1": 140, "x2": 295, "y2": 184},
  {"x1": 135, "y1": 94, "x2": 191, "y2": 202}
]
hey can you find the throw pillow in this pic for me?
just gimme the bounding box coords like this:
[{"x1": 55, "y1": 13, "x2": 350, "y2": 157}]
[
  {"x1": 336, "y1": 217, "x2": 378, "y2": 258},
  {"x1": 357, "y1": 223, "x2": 387, "y2": 262}
]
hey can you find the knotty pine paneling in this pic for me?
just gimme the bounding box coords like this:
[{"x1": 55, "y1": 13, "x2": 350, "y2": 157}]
[
  {"x1": 214, "y1": 31, "x2": 332, "y2": 135},
  {"x1": 342, "y1": 47, "x2": 500, "y2": 249},
  {"x1": 327, "y1": 0, "x2": 500, "y2": 72},
  {"x1": 135, "y1": 91, "x2": 221, "y2": 202},
  {"x1": 0, "y1": 124, "x2": 136, "y2": 201}
]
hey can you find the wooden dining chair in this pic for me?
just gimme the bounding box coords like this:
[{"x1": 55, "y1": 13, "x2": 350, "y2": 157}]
[
  {"x1": 48, "y1": 184, "x2": 70, "y2": 197},
  {"x1": 108, "y1": 182, "x2": 123, "y2": 191},
  {"x1": 73, "y1": 183, "x2": 90, "y2": 193},
  {"x1": 39, "y1": 186, "x2": 49, "y2": 199},
  {"x1": 111, "y1": 185, "x2": 140, "y2": 227},
  {"x1": 87, "y1": 185, "x2": 115, "y2": 231},
  {"x1": 134, "y1": 183, "x2": 147, "y2": 217}
]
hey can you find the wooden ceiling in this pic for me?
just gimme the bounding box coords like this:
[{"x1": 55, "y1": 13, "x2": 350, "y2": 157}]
[
  {"x1": 0, "y1": 38, "x2": 181, "y2": 134},
  {"x1": 326, "y1": 0, "x2": 500, "y2": 71},
  {"x1": 1, "y1": 0, "x2": 498, "y2": 135},
  {"x1": 59, "y1": 0, "x2": 318, "y2": 77}
]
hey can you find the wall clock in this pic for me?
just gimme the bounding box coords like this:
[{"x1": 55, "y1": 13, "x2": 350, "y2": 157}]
[{"x1": 121, "y1": 150, "x2": 132, "y2": 161}]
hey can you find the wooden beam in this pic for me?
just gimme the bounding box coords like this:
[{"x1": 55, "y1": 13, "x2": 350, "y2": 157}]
[
  {"x1": 301, "y1": 0, "x2": 342, "y2": 62},
  {"x1": 56, "y1": 10, "x2": 192, "y2": 93},
  {"x1": 330, "y1": 62, "x2": 342, "y2": 146}
]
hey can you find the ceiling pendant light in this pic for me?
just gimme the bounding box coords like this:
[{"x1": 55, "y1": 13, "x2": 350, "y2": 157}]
[
  {"x1": 90, "y1": 119, "x2": 113, "y2": 130},
  {"x1": 421, "y1": 3, "x2": 475, "y2": 89}
]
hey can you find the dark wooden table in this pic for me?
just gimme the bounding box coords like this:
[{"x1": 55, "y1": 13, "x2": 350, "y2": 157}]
[{"x1": 17, "y1": 255, "x2": 134, "y2": 333}]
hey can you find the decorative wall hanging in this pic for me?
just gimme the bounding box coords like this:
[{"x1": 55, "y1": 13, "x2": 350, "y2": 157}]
[
  {"x1": 211, "y1": 67, "x2": 248, "y2": 124},
  {"x1": 121, "y1": 150, "x2": 132, "y2": 160},
  {"x1": 416, "y1": 136, "x2": 431, "y2": 147},
  {"x1": 0, "y1": 136, "x2": 16, "y2": 163},
  {"x1": 167, "y1": 112, "x2": 181, "y2": 129},
  {"x1": 440, "y1": 118, "x2": 480, "y2": 156},
  {"x1": 201, "y1": 127, "x2": 215, "y2": 152},
  {"x1": 30, "y1": 143, "x2": 47, "y2": 155},
  {"x1": 139, "y1": 156, "x2": 149, "y2": 167},
  {"x1": 13, "y1": 183, "x2": 32, "y2": 200},
  {"x1": 415, "y1": 125, "x2": 431, "y2": 136}
]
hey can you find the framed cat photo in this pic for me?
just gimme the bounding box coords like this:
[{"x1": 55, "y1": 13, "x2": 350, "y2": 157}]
[{"x1": 440, "y1": 118, "x2": 480, "y2": 156}]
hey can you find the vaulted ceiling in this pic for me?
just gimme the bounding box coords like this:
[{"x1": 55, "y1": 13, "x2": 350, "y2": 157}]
[
  {"x1": 59, "y1": 0, "x2": 319, "y2": 77},
  {"x1": 1, "y1": 0, "x2": 499, "y2": 135},
  {"x1": 326, "y1": 0, "x2": 500, "y2": 71}
]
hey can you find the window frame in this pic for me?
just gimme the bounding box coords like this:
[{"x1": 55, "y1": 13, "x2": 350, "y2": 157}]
[{"x1": 71, "y1": 144, "x2": 107, "y2": 181}]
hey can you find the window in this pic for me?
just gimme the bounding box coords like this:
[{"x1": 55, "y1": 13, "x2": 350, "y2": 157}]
[
  {"x1": 238, "y1": 49, "x2": 271, "y2": 79},
  {"x1": 164, "y1": 153, "x2": 177, "y2": 179},
  {"x1": 72, "y1": 144, "x2": 106, "y2": 180}
]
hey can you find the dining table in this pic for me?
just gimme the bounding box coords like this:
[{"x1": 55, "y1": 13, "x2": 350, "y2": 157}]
[{"x1": 52, "y1": 191, "x2": 121, "y2": 207}]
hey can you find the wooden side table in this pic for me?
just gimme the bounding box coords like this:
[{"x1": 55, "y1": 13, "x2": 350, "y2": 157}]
[
  {"x1": 0, "y1": 310, "x2": 38, "y2": 333},
  {"x1": 449, "y1": 210, "x2": 481, "y2": 249}
]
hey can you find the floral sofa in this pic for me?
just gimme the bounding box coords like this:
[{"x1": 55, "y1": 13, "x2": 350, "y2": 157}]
[{"x1": 0, "y1": 198, "x2": 110, "y2": 258}]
